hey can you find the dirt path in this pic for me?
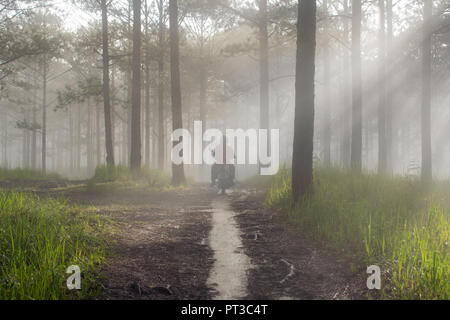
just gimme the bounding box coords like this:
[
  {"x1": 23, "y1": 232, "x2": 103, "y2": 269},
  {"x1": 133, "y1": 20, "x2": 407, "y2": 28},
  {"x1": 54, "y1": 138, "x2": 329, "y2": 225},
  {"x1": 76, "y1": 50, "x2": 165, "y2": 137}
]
[
  {"x1": 32, "y1": 182, "x2": 366, "y2": 300},
  {"x1": 207, "y1": 198, "x2": 252, "y2": 299},
  {"x1": 230, "y1": 189, "x2": 366, "y2": 300}
]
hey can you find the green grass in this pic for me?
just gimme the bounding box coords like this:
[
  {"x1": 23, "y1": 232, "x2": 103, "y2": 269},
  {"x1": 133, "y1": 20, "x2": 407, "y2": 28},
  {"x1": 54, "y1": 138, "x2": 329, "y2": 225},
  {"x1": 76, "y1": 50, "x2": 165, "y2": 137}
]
[
  {"x1": 243, "y1": 174, "x2": 274, "y2": 188},
  {"x1": 267, "y1": 168, "x2": 449, "y2": 299},
  {"x1": 91, "y1": 165, "x2": 171, "y2": 189},
  {"x1": 0, "y1": 191, "x2": 109, "y2": 299},
  {"x1": 0, "y1": 168, "x2": 61, "y2": 181}
]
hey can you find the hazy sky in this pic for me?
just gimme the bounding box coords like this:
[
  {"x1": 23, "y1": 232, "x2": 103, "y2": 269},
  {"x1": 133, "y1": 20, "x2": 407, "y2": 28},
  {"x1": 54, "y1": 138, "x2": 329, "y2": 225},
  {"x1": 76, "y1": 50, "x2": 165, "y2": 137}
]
[{"x1": 53, "y1": 1, "x2": 94, "y2": 31}]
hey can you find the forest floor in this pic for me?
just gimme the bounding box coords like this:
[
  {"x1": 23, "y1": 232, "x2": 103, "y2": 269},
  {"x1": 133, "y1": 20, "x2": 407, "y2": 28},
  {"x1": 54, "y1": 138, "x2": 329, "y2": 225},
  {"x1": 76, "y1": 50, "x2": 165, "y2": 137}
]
[{"x1": 8, "y1": 180, "x2": 367, "y2": 300}]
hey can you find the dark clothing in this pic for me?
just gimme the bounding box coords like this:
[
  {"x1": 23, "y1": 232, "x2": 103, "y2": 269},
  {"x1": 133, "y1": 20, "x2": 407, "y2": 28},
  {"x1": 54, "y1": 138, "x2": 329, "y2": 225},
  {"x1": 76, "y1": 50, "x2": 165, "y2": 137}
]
[{"x1": 211, "y1": 163, "x2": 235, "y2": 185}]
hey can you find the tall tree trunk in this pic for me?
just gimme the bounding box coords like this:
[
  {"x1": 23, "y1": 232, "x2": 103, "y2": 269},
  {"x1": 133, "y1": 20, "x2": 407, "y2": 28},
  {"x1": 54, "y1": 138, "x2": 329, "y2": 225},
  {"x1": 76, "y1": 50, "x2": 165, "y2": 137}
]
[
  {"x1": 2, "y1": 113, "x2": 7, "y2": 167},
  {"x1": 42, "y1": 55, "x2": 47, "y2": 173},
  {"x1": 145, "y1": 57, "x2": 151, "y2": 168},
  {"x1": 87, "y1": 100, "x2": 93, "y2": 174},
  {"x1": 378, "y1": 0, "x2": 387, "y2": 174},
  {"x1": 122, "y1": 120, "x2": 127, "y2": 165},
  {"x1": 152, "y1": 93, "x2": 158, "y2": 167},
  {"x1": 101, "y1": 0, "x2": 115, "y2": 166},
  {"x1": 111, "y1": 64, "x2": 116, "y2": 148},
  {"x1": 157, "y1": 0, "x2": 166, "y2": 170},
  {"x1": 77, "y1": 104, "x2": 81, "y2": 171},
  {"x1": 258, "y1": 0, "x2": 269, "y2": 131},
  {"x1": 323, "y1": 0, "x2": 331, "y2": 167},
  {"x1": 341, "y1": 0, "x2": 351, "y2": 169},
  {"x1": 144, "y1": 0, "x2": 151, "y2": 168},
  {"x1": 32, "y1": 107, "x2": 37, "y2": 169},
  {"x1": 130, "y1": 0, "x2": 142, "y2": 171},
  {"x1": 22, "y1": 115, "x2": 27, "y2": 168},
  {"x1": 386, "y1": 0, "x2": 393, "y2": 174},
  {"x1": 125, "y1": 0, "x2": 133, "y2": 167},
  {"x1": 96, "y1": 104, "x2": 101, "y2": 166},
  {"x1": 69, "y1": 107, "x2": 74, "y2": 171},
  {"x1": 351, "y1": 0, "x2": 362, "y2": 172},
  {"x1": 421, "y1": 0, "x2": 432, "y2": 182},
  {"x1": 169, "y1": 0, "x2": 186, "y2": 185},
  {"x1": 292, "y1": 0, "x2": 316, "y2": 201}
]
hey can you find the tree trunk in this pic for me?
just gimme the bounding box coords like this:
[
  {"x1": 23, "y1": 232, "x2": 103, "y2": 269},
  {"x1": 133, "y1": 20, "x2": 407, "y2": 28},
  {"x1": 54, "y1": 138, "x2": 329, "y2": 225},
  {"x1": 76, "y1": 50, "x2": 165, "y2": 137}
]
[
  {"x1": 101, "y1": 0, "x2": 115, "y2": 166},
  {"x1": 87, "y1": 100, "x2": 93, "y2": 174},
  {"x1": 169, "y1": 0, "x2": 186, "y2": 185},
  {"x1": 2, "y1": 113, "x2": 7, "y2": 167},
  {"x1": 258, "y1": 0, "x2": 269, "y2": 131},
  {"x1": 145, "y1": 57, "x2": 151, "y2": 168},
  {"x1": 421, "y1": 0, "x2": 432, "y2": 182},
  {"x1": 378, "y1": 0, "x2": 387, "y2": 174},
  {"x1": 23, "y1": 112, "x2": 31, "y2": 168},
  {"x1": 351, "y1": 0, "x2": 362, "y2": 172},
  {"x1": 292, "y1": 0, "x2": 316, "y2": 201},
  {"x1": 96, "y1": 104, "x2": 101, "y2": 166},
  {"x1": 77, "y1": 104, "x2": 81, "y2": 171},
  {"x1": 111, "y1": 64, "x2": 116, "y2": 148},
  {"x1": 341, "y1": 0, "x2": 351, "y2": 169},
  {"x1": 323, "y1": 0, "x2": 331, "y2": 167},
  {"x1": 144, "y1": 0, "x2": 151, "y2": 168},
  {"x1": 386, "y1": 0, "x2": 393, "y2": 174},
  {"x1": 157, "y1": 0, "x2": 166, "y2": 171},
  {"x1": 42, "y1": 55, "x2": 47, "y2": 173},
  {"x1": 69, "y1": 107, "x2": 74, "y2": 171},
  {"x1": 125, "y1": 0, "x2": 132, "y2": 167},
  {"x1": 31, "y1": 107, "x2": 37, "y2": 169},
  {"x1": 130, "y1": 0, "x2": 142, "y2": 171}
]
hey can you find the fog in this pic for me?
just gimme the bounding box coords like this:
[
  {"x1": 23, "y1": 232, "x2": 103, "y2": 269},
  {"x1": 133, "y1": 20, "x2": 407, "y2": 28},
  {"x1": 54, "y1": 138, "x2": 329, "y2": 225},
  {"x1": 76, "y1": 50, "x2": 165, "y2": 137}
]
[{"x1": 1, "y1": 0, "x2": 449, "y2": 181}]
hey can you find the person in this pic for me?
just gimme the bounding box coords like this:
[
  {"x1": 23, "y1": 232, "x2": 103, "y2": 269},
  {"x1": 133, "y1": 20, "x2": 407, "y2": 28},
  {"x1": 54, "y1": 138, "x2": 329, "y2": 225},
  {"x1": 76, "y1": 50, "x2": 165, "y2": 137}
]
[{"x1": 211, "y1": 136, "x2": 235, "y2": 187}]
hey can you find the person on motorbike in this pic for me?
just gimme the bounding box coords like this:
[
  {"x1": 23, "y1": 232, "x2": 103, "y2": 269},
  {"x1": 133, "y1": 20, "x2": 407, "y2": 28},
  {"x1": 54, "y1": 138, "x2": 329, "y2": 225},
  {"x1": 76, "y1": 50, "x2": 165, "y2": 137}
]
[{"x1": 211, "y1": 136, "x2": 235, "y2": 188}]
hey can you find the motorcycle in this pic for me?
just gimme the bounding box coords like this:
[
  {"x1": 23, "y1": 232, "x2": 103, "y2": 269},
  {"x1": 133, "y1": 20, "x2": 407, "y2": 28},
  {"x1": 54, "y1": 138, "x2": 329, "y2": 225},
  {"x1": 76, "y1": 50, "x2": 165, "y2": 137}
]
[{"x1": 215, "y1": 164, "x2": 235, "y2": 195}]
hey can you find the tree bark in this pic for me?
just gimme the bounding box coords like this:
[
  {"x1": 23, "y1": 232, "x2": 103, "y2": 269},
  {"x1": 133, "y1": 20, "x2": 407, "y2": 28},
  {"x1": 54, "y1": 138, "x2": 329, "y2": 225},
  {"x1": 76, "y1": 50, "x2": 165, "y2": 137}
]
[
  {"x1": 386, "y1": 0, "x2": 393, "y2": 174},
  {"x1": 378, "y1": 0, "x2": 387, "y2": 174},
  {"x1": 341, "y1": 0, "x2": 351, "y2": 169},
  {"x1": 351, "y1": 0, "x2": 362, "y2": 172},
  {"x1": 130, "y1": 0, "x2": 142, "y2": 171},
  {"x1": 144, "y1": 0, "x2": 151, "y2": 168},
  {"x1": 77, "y1": 104, "x2": 81, "y2": 171},
  {"x1": 22, "y1": 115, "x2": 27, "y2": 168},
  {"x1": 323, "y1": 0, "x2": 331, "y2": 167},
  {"x1": 258, "y1": 0, "x2": 269, "y2": 131},
  {"x1": 101, "y1": 0, "x2": 115, "y2": 166},
  {"x1": 421, "y1": 0, "x2": 432, "y2": 182},
  {"x1": 69, "y1": 106, "x2": 74, "y2": 170},
  {"x1": 292, "y1": 0, "x2": 316, "y2": 201},
  {"x1": 32, "y1": 106, "x2": 37, "y2": 169},
  {"x1": 42, "y1": 55, "x2": 47, "y2": 173},
  {"x1": 87, "y1": 100, "x2": 93, "y2": 174},
  {"x1": 157, "y1": 0, "x2": 166, "y2": 170},
  {"x1": 169, "y1": 0, "x2": 186, "y2": 185},
  {"x1": 2, "y1": 113, "x2": 7, "y2": 167},
  {"x1": 96, "y1": 103, "x2": 101, "y2": 166}
]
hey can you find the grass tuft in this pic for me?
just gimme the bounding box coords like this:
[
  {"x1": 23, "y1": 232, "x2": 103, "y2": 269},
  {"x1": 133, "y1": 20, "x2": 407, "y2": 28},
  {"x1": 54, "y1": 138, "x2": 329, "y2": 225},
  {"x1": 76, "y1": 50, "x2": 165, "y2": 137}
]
[
  {"x1": 267, "y1": 168, "x2": 449, "y2": 299},
  {"x1": 0, "y1": 168, "x2": 61, "y2": 181},
  {"x1": 89, "y1": 165, "x2": 171, "y2": 190},
  {"x1": 0, "y1": 191, "x2": 108, "y2": 299}
]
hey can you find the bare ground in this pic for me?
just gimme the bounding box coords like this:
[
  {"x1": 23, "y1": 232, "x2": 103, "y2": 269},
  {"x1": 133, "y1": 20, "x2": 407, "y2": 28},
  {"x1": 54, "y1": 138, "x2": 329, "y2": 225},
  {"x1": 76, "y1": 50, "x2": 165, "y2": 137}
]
[
  {"x1": 229, "y1": 189, "x2": 367, "y2": 300},
  {"x1": 9, "y1": 181, "x2": 367, "y2": 300}
]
